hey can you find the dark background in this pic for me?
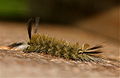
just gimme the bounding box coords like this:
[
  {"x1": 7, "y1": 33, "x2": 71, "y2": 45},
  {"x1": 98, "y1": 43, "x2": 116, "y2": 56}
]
[{"x1": 0, "y1": 0, "x2": 119, "y2": 23}]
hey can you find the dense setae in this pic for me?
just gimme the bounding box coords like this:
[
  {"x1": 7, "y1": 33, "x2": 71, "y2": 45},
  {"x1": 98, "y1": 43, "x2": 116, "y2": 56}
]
[{"x1": 24, "y1": 33, "x2": 102, "y2": 62}]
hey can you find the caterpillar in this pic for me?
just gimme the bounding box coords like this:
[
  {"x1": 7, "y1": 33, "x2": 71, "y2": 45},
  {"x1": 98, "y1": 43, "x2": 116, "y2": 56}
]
[{"x1": 0, "y1": 17, "x2": 103, "y2": 62}]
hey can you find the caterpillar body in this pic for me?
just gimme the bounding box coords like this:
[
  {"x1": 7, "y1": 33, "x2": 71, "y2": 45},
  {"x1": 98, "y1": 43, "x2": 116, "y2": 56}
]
[
  {"x1": 24, "y1": 34, "x2": 102, "y2": 62},
  {"x1": 23, "y1": 17, "x2": 103, "y2": 62},
  {"x1": 0, "y1": 17, "x2": 103, "y2": 62}
]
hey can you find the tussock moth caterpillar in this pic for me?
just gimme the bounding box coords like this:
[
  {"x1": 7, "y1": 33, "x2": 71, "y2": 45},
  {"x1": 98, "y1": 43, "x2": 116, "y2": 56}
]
[{"x1": 0, "y1": 17, "x2": 103, "y2": 62}]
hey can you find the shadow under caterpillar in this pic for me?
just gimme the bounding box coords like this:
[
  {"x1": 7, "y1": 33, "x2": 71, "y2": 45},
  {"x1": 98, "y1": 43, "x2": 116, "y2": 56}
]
[{"x1": 1, "y1": 17, "x2": 103, "y2": 62}]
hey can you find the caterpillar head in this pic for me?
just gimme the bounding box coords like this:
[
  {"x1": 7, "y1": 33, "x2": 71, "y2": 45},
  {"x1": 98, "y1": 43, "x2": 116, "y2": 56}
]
[{"x1": 0, "y1": 17, "x2": 40, "y2": 51}]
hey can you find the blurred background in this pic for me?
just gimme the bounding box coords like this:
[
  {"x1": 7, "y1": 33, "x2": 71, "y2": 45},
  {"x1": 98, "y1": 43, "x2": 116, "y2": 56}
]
[
  {"x1": 0, "y1": 0, "x2": 119, "y2": 22},
  {"x1": 0, "y1": 0, "x2": 119, "y2": 45}
]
